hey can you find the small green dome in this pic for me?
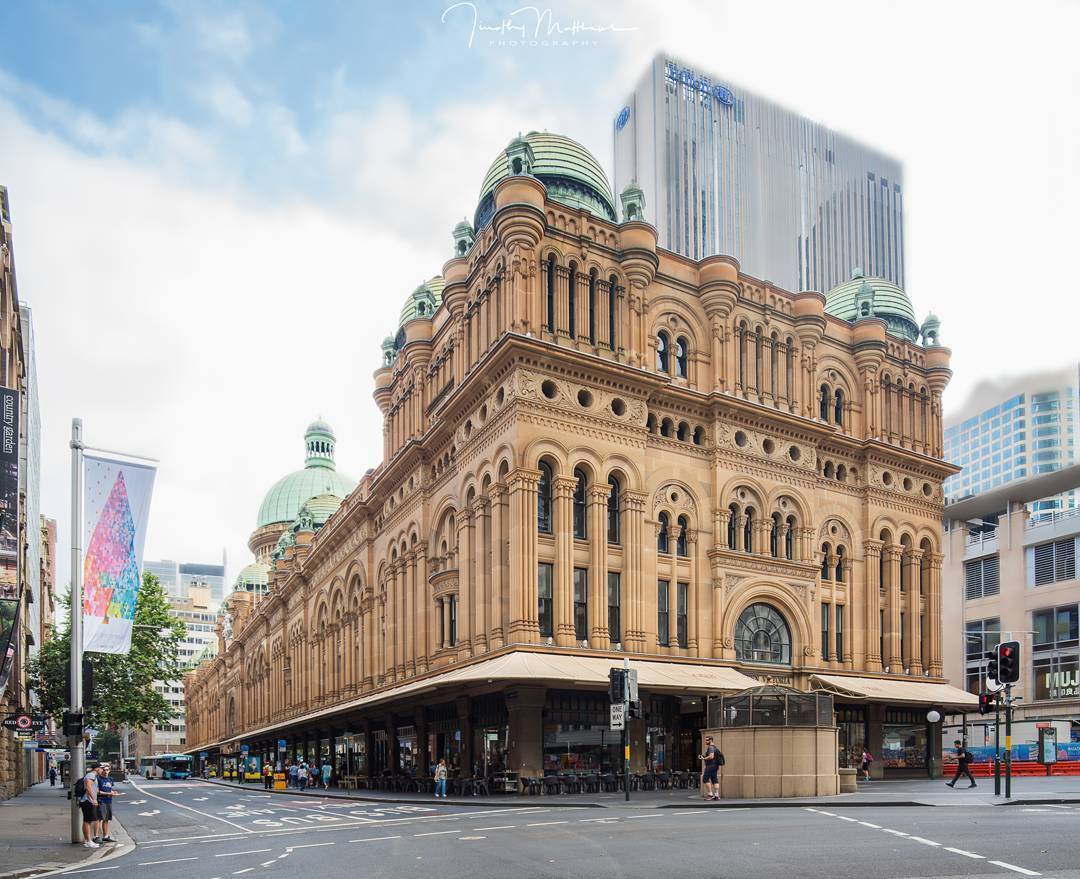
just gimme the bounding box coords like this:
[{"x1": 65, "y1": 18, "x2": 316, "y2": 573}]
[
  {"x1": 824, "y1": 269, "x2": 920, "y2": 343},
  {"x1": 301, "y1": 493, "x2": 343, "y2": 528},
  {"x1": 398, "y1": 276, "x2": 445, "y2": 327},
  {"x1": 234, "y1": 561, "x2": 270, "y2": 593},
  {"x1": 256, "y1": 421, "x2": 356, "y2": 529},
  {"x1": 475, "y1": 131, "x2": 616, "y2": 230}
]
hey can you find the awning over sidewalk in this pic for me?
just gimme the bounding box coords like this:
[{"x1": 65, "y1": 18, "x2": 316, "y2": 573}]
[
  {"x1": 194, "y1": 649, "x2": 760, "y2": 752},
  {"x1": 810, "y1": 673, "x2": 979, "y2": 709}
]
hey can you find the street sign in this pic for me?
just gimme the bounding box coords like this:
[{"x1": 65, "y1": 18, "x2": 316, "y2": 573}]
[
  {"x1": 3, "y1": 713, "x2": 46, "y2": 732},
  {"x1": 277, "y1": 739, "x2": 286, "y2": 750},
  {"x1": 240, "y1": 744, "x2": 249, "y2": 753},
  {"x1": 610, "y1": 703, "x2": 625, "y2": 730}
]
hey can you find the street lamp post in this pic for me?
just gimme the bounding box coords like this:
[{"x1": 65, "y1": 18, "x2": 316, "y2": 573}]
[{"x1": 68, "y1": 419, "x2": 84, "y2": 844}]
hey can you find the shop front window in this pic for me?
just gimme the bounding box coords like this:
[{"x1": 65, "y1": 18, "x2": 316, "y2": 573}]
[
  {"x1": 836, "y1": 706, "x2": 866, "y2": 769},
  {"x1": 881, "y1": 709, "x2": 928, "y2": 770}
]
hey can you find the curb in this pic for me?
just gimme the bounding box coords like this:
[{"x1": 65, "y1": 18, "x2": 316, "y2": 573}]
[
  {"x1": 198, "y1": 777, "x2": 603, "y2": 809},
  {"x1": 997, "y1": 798, "x2": 1080, "y2": 806},
  {"x1": 658, "y1": 800, "x2": 928, "y2": 809},
  {"x1": 0, "y1": 814, "x2": 135, "y2": 879}
]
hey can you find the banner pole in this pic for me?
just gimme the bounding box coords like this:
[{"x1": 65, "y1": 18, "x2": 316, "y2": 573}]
[{"x1": 69, "y1": 418, "x2": 84, "y2": 844}]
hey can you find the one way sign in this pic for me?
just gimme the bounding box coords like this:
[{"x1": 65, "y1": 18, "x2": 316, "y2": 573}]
[{"x1": 610, "y1": 703, "x2": 625, "y2": 730}]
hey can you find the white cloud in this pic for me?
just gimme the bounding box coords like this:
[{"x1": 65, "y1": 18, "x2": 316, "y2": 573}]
[
  {"x1": 196, "y1": 78, "x2": 255, "y2": 126},
  {"x1": 193, "y1": 10, "x2": 254, "y2": 60}
]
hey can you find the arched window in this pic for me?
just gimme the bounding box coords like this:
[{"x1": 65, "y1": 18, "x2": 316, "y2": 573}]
[
  {"x1": 657, "y1": 331, "x2": 670, "y2": 373},
  {"x1": 821, "y1": 542, "x2": 832, "y2": 580},
  {"x1": 657, "y1": 512, "x2": 670, "y2": 554},
  {"x1": 835, "y1": 546, "x2": 845, "y2": 583},
  {"x1": 572, "y1": 467, "x2": 587, "y2": 539},
  {"x1": 770, "y1": 513, "x2": 782, "y2": 558},
  {"x1": 607, "y1": 475, "x2": 621, "y2": 545},
  {"x1": 785, "y1": 515, "x2": 796, "y2": 561},
  {"x1": 646, "y1": 413, "x2": 658, "y2": 433},
  {"x1": 588, "y1": 269, "x2": 597, "y2": 343},
  {"x1": 738, "y1": 322, "x2": 747, "y2": 388},
  {"x1": 538, "y1": 461, "x2": 553, "y2": 533},
  {"x1": 734, "y1": 603, "x2": 792, "y2": 664},
  {"x1": 546, "y1": 254, "x2": 556, "y2": 334},
  {"x1": 676, "y1": 421, "x2": 689, "y2": 442},
  {"x1": 676, "y1": 515, "x2": 689, "y2": 557},
  {"x1": 727, "y1": 504, "x2": 738, "y2": 550},
  {"x1": 608, "y1": 274, "x2": 618, "y2": 350},
  {"x1": 820, "y1": 384, "x2": 831, "y2": 421},
  {"x1": 692, "y1": 426, "x2": 705, "y2": 445},
  {"x1": 660, "y1": 418, "x2": 673, "y2": 438},
  {"x1": 567, "y1": 262, "x2": 577, "y2": 338},
  {"x1": 834, "y1": 389, "x2": 845, "y2": 427},
  {"x1": 785, "y1": 338, "x2": 795, "y2": 400},
  {"x1": 675, "y1": 336, "x2": 688, "y2": 378},
  {"x1": 743, "y1": 507, "x2": 754, "y2": 553},
  {"x1": 770, "y1": 332, "x2": 779, "y2": 398}
]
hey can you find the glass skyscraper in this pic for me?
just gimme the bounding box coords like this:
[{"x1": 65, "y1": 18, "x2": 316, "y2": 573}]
[
  {"x1": 943, "y1": 365, "x2": 1080, "y2": 513},
  {"x1": 613, "y1": 54, "x2": 905, "y2": 294}
]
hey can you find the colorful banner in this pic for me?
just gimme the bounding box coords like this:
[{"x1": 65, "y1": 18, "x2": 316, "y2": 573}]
[
  {"x1": 0, "y1": 386, "x2": 20, "y2": 690},
  {"x1": 82, "y1": 452, "x2": 156, "y2": 654}
]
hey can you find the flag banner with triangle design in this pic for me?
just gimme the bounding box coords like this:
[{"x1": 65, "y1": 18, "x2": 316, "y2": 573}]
[{"x1": 82, "y1": 452, "x2": 156, "y2": 654}]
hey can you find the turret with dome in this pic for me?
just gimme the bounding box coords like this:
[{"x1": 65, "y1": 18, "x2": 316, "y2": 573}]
[{"x1": 824, "y1": 268, "x2": 942, "y2": 347}]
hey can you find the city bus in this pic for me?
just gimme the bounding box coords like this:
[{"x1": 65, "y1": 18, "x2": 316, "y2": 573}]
[{"x1": 138, "y1": 753, "x2": 193, "y2": 779}]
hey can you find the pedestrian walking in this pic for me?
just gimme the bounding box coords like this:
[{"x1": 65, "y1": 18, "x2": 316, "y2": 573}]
[
  {"x1": 288, "y1": 762, "x2": 298, "y2": 788},
  {"x1": 434, "y1": 758, "x2": 448, "y2": 798},
  {"x1": 76, "y1": 764, "x2": 100, "y2": 848},
  {"x1": 699, "y1": 735, "x2": 724, "y2": 801},
  {"x1": 321, "y1": 761, "x2": 332, "y2": 790},
  {"x1": 96, "y1": 764, "x2": 121, "y2": 843},
  {"x1": 262, "y1": 762, "x2": 273, "y2": 790},
  {"x1": 946, "y1": 740, "x2": 977, "y2": 788},
  {"x1": 298, "y1": 762, "x2": 309, "y2": 789},
  {"x1": 860, "y1": 748, "x2": 874, "y2": 782},
  {"x1": 48, "y1": 765, "x2": 57, "y2": 787}
]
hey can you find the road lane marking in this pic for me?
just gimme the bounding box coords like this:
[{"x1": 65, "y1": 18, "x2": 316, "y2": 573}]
[
  {"x1": 261, "y1": 862, "x2": 276, "y2": 867},
  {"x1": 232, "y1": 870, "x2": 254, "y2": 876},
  {"x1": 835, "y1": 816, "x2": 858, "y2": 822},
  {"x1": 216, "y1": 850, "x2": 272, "y2": 857},
  {"x1": 944, "y1": 848, "x2": 985, "y2": 859},
  {"x1": 158, "y1": 842, "x2": 189, "y2": 847},
  {"x1": 626, "y1": 814, "x2": 663, "y2": 820},
  {"x1": 989, "y1": 863, "x2": 1041, "y2": 876},
  {"x1": 881, "y1": 829, "x2": 909, "y2": 837},
  {"x1": 137, "y1": 858, "x2": 198, "y2": 866},
  {"x1": 61, "y1": 868, "x2": 120, "y2": 874},
  {"x1": 287, "y1": 842, "x2": 334, "y2": 849},
  {"x1": 815, "y1": 810, "x2": 836, "y2": 816},
  {"x1": 527, "y1": 821, "x2": 568, "y2": 827},
  {"x1": 458, "y1": 836, "x2": 486, "y2": 840},
  {"x1": 414, "y1": 830, "x2": 459, "y2": 837},
  {"x1": 129, "y1": 780, "x2": 253, "y2": 834},
  {"x1": 580, "y1": 818, "x2": 620, "y2": 823},
  {"x1": 350, "y1": 836, "x2": 401, "y2": 842},
  {"x1": 473, "y1": 825, "x2": 516, "y2": 831},
  {"x1": 907, "y1": 836, "x2": 941, "y2": 847},
  {"x1": 857, "y1": 822, "x2": 881, "y2": 828}
]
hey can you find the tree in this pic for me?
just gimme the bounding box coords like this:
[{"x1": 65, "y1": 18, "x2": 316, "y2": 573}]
[{"x1": 28, "y1": 573, "x2": 186, "y2": 729}]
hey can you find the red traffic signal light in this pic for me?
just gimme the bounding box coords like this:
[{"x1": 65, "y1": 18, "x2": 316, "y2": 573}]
[
  {"x1": 978, "y1": 692, "x2": 995, "y2": 715},
  {"x1": 985, "y1": 650, "x2": 998, "y2": 683},
  {"x1": 997, "y1": 640, "x2": 1021, "y2": 684}
]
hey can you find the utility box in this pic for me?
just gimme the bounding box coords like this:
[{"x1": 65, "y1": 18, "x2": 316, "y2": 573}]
[{"x1": 1037, "y1": 727, "x2": 1058, "y2": 767}]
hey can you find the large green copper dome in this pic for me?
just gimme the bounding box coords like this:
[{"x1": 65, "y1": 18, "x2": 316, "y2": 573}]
[
  {"x1": 824, "y1": 269, "x2": 920, "y2": 343},
  {"x1": 474, "y1": 131, "x2": 616, "y2": 230},
  {"x1": 256, "y1": 420, "x2": 356, "y2": 529}
]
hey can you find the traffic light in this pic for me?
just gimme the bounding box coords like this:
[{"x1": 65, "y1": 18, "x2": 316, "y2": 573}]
[
  {"x1": 62, "y1": 711, "x2": 84, "y2": 737},
  {"x1": 608, "y1": 668, "x2": 627, "y2": 704},
  {"x1": 986, "y1": 650, "x2": 999, "y2": 684},
  {"x1": 998, "y1": 640, "x2": 1021, "y2": 684},
  {"x1": 978, "y1": 692, "x2": 994, "y2": 715},
  {"x1": 627, "y1": 700, "x2": 642, "y2": 719}
]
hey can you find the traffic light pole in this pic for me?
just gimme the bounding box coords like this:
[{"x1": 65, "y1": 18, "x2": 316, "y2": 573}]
[
  {"x1": 623, "y1": 658, "x2": 630, "y2": 802},
  {"x1": 69, "y1": 419, "x2": 85, "y2": 844},
  {"x1": 1004, "y1": 683, "x2": 1013, "y2": 800},
  {"x1": 993, "y1": 697, "x2": 1001, "y2": 796}
]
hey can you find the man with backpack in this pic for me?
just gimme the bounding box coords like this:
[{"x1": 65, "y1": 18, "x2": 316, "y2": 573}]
[
  {"x1": 75, "y1": 764, "x2": 101, "y2": 848},
  {"x1": 700, "y1": 735, "x2": 725, "y2": 801},
  {"x1": 946, "y1": 739, "x2": 977, "y2": 788}
]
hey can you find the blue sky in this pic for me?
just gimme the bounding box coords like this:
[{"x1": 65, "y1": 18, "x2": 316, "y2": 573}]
[{"x1": 0, "y1": 0, "x2": 1077, "y2": 590}]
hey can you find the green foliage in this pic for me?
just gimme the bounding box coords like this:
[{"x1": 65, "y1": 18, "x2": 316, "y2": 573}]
[{"x1": 28, "y1": 573, "x2": 186, "y2": 729}]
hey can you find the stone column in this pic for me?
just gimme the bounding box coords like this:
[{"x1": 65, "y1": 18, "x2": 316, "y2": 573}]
[
  {"x1": 506, "y1": 687, "x2": 547, "y2": 778},
  {"x1": 863, "y1": 540, "x2": 883, "y2": 672},
  {"x1": 553, "y1": 475, "x2": 577, "y2": 647},
  {"x1": 508, "y1": 469, "x2": 541, "y2": 642},
  {"x1": 712, "y1": 572, "x2": 725, "y2": 658},
  {"x1": 623, "y1": 491, "x2": 648, "y2": 652},
  {"x1": 886, "y1": 545, "x2": 904, "y2": 672},
  {"x1": 928, "y1": 553, "x2": 944, "y2": 676},
  {"x1": 474, "y1": 497, "x2": 491, "y2": 654},
  {"x1": 415, "y1": 547, "x2": 429, "y2": 674},
  {"x1": 406, "y1": 553, "x2": 418, "y2": 676},
  {"x1": 489, "y1": 483, "x2": 507, "y2": 649},
  {"x1": 688, "y1": 531, "x2": 699, "y2": 656},
  {"x1": 456, "y1": 509, "x2": 474, "y2": 657},
  {"x1": 906, "y1": 550, "x2": 923, "y2": 675},
  {"x1": 587, "y1": 482, "x2": 610, "y2": 649}
]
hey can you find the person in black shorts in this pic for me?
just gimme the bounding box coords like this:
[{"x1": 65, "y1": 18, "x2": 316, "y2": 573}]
[
  {"x1": 700, "y1": 735, "x2": 723, "y2": 800},
  {"x1": 946, "y1": 740, "x2": 977, "y2": 788}
]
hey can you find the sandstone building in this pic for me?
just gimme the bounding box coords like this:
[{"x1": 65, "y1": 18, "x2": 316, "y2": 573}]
[{"x1": 185, "y1": 132, "x2": 973, "y2": 782}]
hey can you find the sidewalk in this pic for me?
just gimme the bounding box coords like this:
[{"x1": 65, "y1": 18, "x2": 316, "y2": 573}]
[
  {"x1": 201, "y1": 774, "x2": 1080, "y2": 809},
  {"x1": 0, "y1": 782, "x2": 133, "y2": 879}
]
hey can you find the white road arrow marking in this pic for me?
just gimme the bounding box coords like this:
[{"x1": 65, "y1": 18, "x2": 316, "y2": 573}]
[
  {"x1": 130, "y1": 800, "x2": 147, "y2": 805},
  {"x1": 137, "y1": 810, "x2": 161, "y2": 816},
  {"x1": 193, "y1": 797, "x2": 209, "y2": 801}
]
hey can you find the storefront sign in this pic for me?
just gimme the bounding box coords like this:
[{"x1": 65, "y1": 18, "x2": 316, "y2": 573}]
[
  {"x1": 1044, "y1": 669, "x2": 1079, "y2": 699},
  {"x1": 3, "y1": 713, "x2": 46, "y2": 732}
]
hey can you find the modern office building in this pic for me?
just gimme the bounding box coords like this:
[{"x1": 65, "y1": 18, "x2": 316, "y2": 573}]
[
  {"x1": 185, "y1": 131, "x2": 972, "y2": 786},
  {"x1": 943, "y1": 365, "x2": 1079, "y2": 512},
  {"x1": 126, "y1": 585, "x2": 219, "y2": 758},
  {"x1": 613, "y1": 54, "x2": 905, "y2": 294},
  {"x1": 942, "y1": 464, "x2": 1080, "y2": 742},
  {"x1": 145, "y1": 557, "x2": 227, "y2": 604}
]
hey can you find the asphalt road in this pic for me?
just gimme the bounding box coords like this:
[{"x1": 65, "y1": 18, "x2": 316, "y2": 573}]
[{"x1": 56, "y1": 779, "x2": 1080, "y2": 879}]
